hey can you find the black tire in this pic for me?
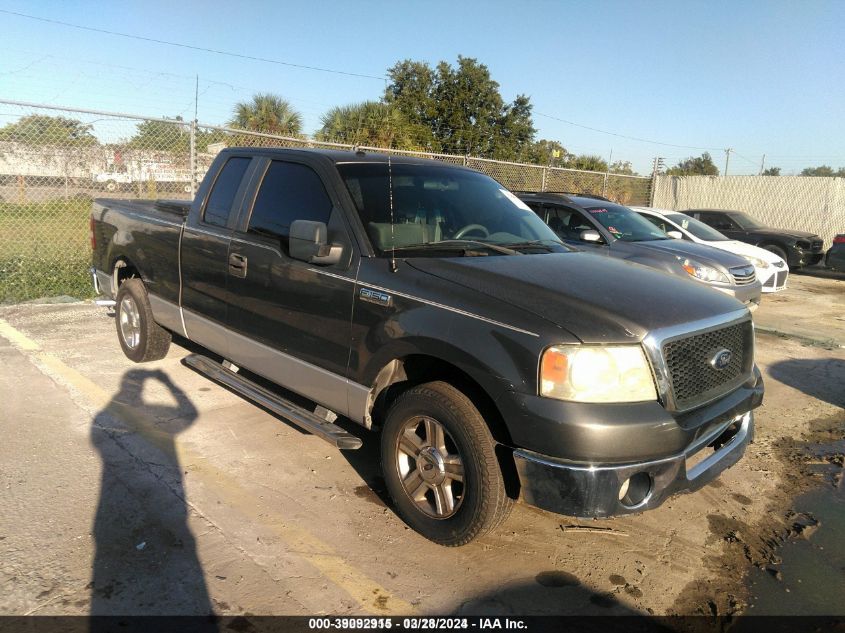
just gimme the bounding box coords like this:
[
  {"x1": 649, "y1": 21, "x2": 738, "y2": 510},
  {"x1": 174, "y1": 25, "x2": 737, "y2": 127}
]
[
  {"x1": 761, "y1": 244, "x2": 789, "y2": 266},
  {"x1": 380, "y1": 381, "x2": 512, "y2": 546},
  {"x1": 114, "y1": 278, "x2": 172, "y2": 363}
]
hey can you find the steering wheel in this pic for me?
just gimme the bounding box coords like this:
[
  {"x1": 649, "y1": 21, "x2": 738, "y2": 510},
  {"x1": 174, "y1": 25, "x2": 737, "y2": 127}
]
[{"x1": 453, "y1": 224, "x2": 490, "y2": 240}]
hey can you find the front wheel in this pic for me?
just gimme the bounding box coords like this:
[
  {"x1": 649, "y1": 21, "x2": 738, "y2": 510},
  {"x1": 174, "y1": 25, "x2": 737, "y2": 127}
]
[
  {"x1": 380, "y1": 381, "x2": 512, "y2": 546},
  {"x1": 761, "y1": 244, "x2": 789, "y2": 266},
  {"x1": 115, "y1": 278, "x2": 172, "y2": 362}
]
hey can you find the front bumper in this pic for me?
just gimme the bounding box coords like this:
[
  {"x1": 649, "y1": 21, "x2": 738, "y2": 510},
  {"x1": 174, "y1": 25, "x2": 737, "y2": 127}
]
[
  {"x1": 712, "y1": 281, "x2": 761, "y2": 308},
  {"x1": 759, "y1": 266, "x2": 789, "y2": 293},
  {"x1": 514, "y1": 410, "x2": 754, "y2": 518}
]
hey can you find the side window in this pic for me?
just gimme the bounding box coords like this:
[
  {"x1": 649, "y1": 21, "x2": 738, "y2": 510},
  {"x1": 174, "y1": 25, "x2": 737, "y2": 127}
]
[
  {"x1": 203, "y1": 157, "x2": 251, "y2": 228},
  {"x1": 640, "y1": 214, "x2": 667, "y2": 232},
  {"x1": 248, "y1": 161, "x2": 333, "y2": 252},
  {"x1": 700, "y1": 212, "x2": 736, "y2": 230},
  {"x1": 547, "y1": 206, "x2": 591, "y2": 240}
]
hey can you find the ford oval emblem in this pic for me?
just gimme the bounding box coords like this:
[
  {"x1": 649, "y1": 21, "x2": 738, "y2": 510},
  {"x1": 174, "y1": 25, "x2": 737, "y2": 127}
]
[{"x1": 710, "y1": 349, "x2": 732, "y2": 370}]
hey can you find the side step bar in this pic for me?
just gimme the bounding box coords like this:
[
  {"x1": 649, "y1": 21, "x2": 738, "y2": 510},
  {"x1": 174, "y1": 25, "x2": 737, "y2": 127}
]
[{"x1": 183, "y1": 353, "x2": 363, "y2": 450}]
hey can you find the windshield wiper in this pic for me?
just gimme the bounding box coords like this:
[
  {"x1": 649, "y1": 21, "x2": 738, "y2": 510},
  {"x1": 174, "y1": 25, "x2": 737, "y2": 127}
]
[
  {"x1": 499, "y1": 240, "x2": 563, "y2": 252},
  {"x1": 389, "y1": 240, "x2": 522, "y2": 256}
]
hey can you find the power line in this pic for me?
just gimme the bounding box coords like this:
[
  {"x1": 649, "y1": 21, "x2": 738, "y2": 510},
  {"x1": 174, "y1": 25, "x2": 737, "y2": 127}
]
[
  {"x1": 535, "y1": 112, "x2": 723, "y2": 151},
  {"x1": 0, "y1": 9, "x2": 386, "y2": 81}
]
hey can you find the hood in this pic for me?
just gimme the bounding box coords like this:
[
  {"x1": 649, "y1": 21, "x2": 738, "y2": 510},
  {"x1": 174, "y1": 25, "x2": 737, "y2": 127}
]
[
  {"x1": 407, "y1": 252, "x2": 746, "y2": 344},
  {"x1": 722, "y1": 240, "x2": 785, "y2": 265},
  {"x1": 630, "y1": 238, "x2": 751, "y2": 269},
  {"x1": 753, "y1": 227, "x2": 820, "y2": 240}
]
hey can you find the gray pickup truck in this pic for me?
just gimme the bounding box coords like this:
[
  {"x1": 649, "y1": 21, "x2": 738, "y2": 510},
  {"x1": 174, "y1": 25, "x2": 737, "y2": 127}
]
[{"x1": 91, "y1": 148, "x2": 763, "y2": 546}]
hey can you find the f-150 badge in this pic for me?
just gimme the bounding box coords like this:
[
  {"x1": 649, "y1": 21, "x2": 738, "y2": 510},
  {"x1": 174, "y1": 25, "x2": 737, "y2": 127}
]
[{"x1": 360, "y1": 287, "x2": 392, "y2": 307}]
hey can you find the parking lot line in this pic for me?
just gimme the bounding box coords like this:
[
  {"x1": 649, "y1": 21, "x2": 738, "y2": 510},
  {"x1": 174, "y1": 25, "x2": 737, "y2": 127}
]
[{"x1": 0, "y1": 318, "x2": 416, "y2": 615}]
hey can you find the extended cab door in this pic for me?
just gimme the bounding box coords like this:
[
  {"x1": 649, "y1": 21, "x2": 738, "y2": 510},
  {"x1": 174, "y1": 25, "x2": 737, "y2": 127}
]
[
  {"x1": 180, "y1": 154, "x2": 255, "y2": 358},
  {"x1": 225, "y1": 156, "x2": 359, "y2": 417}
]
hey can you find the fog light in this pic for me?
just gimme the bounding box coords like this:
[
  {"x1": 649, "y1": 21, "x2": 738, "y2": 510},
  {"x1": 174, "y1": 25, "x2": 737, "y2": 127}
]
[{"x1": 619, "y1": 472, "x2": 652, "y2": 508}]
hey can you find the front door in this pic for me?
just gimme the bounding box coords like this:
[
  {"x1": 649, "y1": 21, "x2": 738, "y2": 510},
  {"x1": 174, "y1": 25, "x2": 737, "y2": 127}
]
[{"x1": 225, "y1": 157, "x2": 358, "y2": 416}]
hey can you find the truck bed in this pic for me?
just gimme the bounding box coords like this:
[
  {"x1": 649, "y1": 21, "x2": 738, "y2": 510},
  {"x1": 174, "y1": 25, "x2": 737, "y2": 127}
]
[{"x1": 91, "y1": 198, "x2": 187, "y2": 304}]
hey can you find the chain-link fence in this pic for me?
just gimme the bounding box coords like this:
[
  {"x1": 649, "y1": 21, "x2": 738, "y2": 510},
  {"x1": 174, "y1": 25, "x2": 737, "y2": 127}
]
[
  {"x1": 0, "y1": 99, "x2": 654, "y2": 303},
  {"x1": 652, "y1": 175, "x2": 845, "y2": 248}
]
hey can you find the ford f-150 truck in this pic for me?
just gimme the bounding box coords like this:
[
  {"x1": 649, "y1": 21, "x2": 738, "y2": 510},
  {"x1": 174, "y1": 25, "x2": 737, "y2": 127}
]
[{"x1": 91, "y1": 148, "x2": 764, "y2": 546}]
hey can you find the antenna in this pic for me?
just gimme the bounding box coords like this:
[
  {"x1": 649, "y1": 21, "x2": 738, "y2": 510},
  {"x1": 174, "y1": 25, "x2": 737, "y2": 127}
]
[{"x1": 387, "y1": 155, "x2": 398, "y2": 272}]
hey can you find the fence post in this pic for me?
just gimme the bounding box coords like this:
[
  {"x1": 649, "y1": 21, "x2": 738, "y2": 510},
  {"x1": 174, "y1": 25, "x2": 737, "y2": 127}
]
[
  {"x1": 602, "y1": 171, "x2": 608, "y2": 197},
  {"x1": 189, "y1": 120, "x2": 197, "y2": 197},
  {"x1": 649, "y1": 171, "x2": 657, "y2": 207},
  {"x1": 541, "y1": 167, "x2": 547, "y2": 192},
  {"x1": 463, "y1": 154, "x2": 469, "y2": 167}
]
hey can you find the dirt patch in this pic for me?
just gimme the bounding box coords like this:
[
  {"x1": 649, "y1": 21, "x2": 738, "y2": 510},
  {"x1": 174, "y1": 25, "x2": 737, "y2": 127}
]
[{"x1": 670, "y1": 409, "x2": 845, "y2": 616}]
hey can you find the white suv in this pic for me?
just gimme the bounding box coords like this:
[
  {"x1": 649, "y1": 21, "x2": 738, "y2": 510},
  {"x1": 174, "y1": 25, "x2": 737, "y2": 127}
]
[{"x1": 632, "y1": 207, "x2": 788, "y2": 293}]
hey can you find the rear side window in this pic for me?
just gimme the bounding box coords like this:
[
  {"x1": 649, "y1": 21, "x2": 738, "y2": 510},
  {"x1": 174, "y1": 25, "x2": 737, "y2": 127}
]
[
  {"x1": 204, "y1": 157, "x2": 251, "y2": 227},
  {"x1": 247, "y1": 161, "x2": 333, "y2": 250}
]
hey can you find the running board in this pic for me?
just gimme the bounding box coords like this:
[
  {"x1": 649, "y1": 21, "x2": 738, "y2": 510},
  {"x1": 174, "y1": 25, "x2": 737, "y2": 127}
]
[{"x1": 183, "y1": 353, "x2": 363, "y2": 450}]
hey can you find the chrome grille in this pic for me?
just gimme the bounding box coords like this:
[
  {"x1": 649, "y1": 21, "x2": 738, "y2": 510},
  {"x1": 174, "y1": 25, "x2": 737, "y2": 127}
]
[
  {"x1": 729, "y1": 265, "x2": 757, "y2": 286},
  {"x1": 662, "y1": 321, "x2": 753, "y2": 410}
]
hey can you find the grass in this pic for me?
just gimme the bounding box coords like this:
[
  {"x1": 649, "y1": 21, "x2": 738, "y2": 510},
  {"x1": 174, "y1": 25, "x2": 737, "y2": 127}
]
[{"x1": 0, "y1": 199, "x2": 95, "y2": 303}]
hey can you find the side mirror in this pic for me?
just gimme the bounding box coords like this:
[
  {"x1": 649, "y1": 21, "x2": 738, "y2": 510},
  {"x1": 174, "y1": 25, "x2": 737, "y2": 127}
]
[
  {"x1": 289, "y1": 220, "x2": 342, "y2": 266},
  {"x1": 580, "y1": 229, "x2": 603, "y2": 243},
  {"x1": 667, "y1": 230, "x2": 683, "y2": 240}
]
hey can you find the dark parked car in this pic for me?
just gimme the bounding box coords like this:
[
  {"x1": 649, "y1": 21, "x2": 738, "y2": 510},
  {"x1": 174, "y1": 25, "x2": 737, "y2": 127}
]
[
  {"x1": 682, "y1": 209, "x2": 825, "y2": 269},
  {"x1": 826, "y1": 234, "x2": 845, "y2": 272},
  {"x1": 90, "y1": 149, "x2": 763, "y2": 545},
  {"x1": 518, "y1": 193, "x2": 762, "y2": 310}
]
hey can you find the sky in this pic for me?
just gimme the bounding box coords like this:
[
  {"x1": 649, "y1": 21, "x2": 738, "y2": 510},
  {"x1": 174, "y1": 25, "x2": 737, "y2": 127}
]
[{"x1": 0, "y1": 0, "x2": 843, "y2": 176}]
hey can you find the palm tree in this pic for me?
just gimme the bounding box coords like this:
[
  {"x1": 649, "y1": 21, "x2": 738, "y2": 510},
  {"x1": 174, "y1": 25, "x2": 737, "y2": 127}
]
[
  {"x1": 230, "y1": 94, "x2": 303, "y2": 136},
  {"x1": 316, "y1": 101, "x2": 416, "y2": 149}
]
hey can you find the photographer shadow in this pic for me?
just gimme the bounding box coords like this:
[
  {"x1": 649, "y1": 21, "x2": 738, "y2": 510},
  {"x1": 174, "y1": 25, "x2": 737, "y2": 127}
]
[{"x1": 89, "y1": 368, "x2": 215, "y2": 622}]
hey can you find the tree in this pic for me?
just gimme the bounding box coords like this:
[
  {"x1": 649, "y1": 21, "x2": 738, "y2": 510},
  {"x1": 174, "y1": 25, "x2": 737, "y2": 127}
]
[
  {"x1": 520, "y1": 139, "x2": 573, "y2": 167},
  {"x1": 666, "y1": 152, "x2": 719, "y2": 176},
  {"x1": 0, "y1": 114, "x2": 97, "y2": 146},
  {"x1": 800, "y1": 165, "x2": 845, "y2": 177},
  {"x1": 609, "y1": 160, "x2": 636, "y2": 175},
  {"x1": 762, "y1": 167, "x2": 781, "y2": 176},
  {"x1": 384, "y1": 56, "x2": 536, "y2": 159},
  {"x1": 129, "y1": 117, "x2": 191, "y2": 152},
  {"x1": 569, "y1": 154, "x2": 609, "y2": 172},
  {"x1": 230, "y1": 94, "x2": 302, "y2": 136},
  {"x1": 316, "y1": 101, "x2": 418, "y2": 149}
]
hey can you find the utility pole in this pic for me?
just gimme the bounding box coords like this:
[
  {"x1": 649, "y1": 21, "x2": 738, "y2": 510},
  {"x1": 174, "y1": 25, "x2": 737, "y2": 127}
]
[
  {"x1": 650, "y1": 157, "x2": 664, "y2": 207},
  {"x1": 190, "y1": 74, "x2": 199, "y2": 197},
  {"x1": 759, "y1": 154, "x2": 766, "y2": 176},
  {"x1": 724, "y1": 148, "x2": 733, "y2": 176}
]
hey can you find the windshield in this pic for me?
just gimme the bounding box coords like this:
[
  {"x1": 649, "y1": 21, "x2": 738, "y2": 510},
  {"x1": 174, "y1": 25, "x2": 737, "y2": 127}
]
[
  {"x1": 337, "y1": 162, "x2": 564, "y2": 255},
  {"x1": 731, "y1": 211, "x2": 766, "y2": 230},
  {"x1": 665, "y1": 212, "x2": 729, "y2": 241},
  {"x1": 583, "y1": 202, "x2": 670, "y2": 242}
]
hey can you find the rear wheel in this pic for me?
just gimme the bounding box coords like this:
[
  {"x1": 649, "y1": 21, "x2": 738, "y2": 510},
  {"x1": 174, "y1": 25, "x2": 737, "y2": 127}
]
[
  {"x1": 380, "y1": 381, "x2": 512, "y2": 546},
  {"x1": 115, "y1": 278, "x2": 171, "y2": 362}
]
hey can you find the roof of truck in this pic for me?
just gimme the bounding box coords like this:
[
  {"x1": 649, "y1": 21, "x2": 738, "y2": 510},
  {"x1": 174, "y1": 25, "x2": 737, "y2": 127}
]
[{"x1": 223, "y1": 146, "x2": 472, "y2": 168}]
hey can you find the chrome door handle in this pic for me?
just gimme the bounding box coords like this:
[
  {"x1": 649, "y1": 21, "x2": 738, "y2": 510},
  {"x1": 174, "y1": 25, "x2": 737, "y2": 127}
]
[{"x1": 228, "y1": 253, "x2": 247, "y2": 278}]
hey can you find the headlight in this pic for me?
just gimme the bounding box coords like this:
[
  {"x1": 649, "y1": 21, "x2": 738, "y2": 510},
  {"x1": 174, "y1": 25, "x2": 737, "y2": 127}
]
[
  {"x1": 680, "y1": 258, "x2": 730, "y2": 284},
  {"x1": 745, "y1": 255, "x2": 770, "y2": 269},
  {"x1": 540, "y1": 345, "x2": 657, "y2": 403}
]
